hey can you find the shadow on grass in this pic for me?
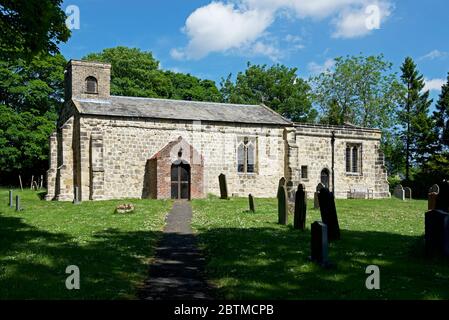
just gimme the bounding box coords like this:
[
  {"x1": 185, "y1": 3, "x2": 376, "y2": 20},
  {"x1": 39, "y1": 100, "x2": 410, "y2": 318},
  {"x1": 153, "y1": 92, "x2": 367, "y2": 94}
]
[
  {"x1": 196, "y1": 226, "x2": 449, "y2": 300},
  {"x1": 0, "y1": 214, "x2": 162, "y2": 299}
]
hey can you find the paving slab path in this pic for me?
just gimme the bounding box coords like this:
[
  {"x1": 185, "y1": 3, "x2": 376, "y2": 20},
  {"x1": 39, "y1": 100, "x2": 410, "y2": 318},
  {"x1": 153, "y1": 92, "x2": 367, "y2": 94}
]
[{"x1": 139, "y1": 200, "x2": 214, "y2": 300}]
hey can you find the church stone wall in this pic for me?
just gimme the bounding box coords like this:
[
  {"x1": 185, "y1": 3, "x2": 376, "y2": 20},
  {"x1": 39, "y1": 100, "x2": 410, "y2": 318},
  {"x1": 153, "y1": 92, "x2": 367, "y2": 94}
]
[
  {"x1": 75, "y1": 116, "x2": 286, "y2": 200},
  {"x1": 294, "y1": 124, "x2": 390, "y2": 199}
]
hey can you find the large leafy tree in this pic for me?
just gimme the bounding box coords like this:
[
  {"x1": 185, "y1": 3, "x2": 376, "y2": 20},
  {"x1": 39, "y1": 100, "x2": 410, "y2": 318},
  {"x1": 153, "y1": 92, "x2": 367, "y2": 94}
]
[
  {"x1": 0, "y1": 53, "x2": 65, "y2": 182},
  {"x1": 220, "y1": 63, "x2": 316, "y2": 122},
  {"x1": 310, "y1": 54, "x2": 402, "y2": 128},
  {"x1": 0, "y1": 0, "x2": 70, "y2": 60},
  {"x1": 398, "y1": 57, "x2": 439, "y2": 181},
  {"x1": 84, "y1": 46, "x2": 221, "y2": 102}
]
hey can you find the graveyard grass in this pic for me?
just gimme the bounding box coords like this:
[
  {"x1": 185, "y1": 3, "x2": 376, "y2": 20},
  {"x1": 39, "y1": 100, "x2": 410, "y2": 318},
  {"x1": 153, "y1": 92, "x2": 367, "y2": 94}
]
[
  {"x1": 192, "y1": 196, "x2": 449, "y2": 300},
  {"x1": 0, "y1": 188, "x2": 171, "y2": 299}
]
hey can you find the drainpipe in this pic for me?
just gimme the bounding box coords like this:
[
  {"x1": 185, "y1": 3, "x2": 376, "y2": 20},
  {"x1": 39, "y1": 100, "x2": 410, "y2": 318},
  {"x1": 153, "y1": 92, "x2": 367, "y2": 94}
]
[{"x1": 331, "y1": 131, "x2": 336, "y2": 195}]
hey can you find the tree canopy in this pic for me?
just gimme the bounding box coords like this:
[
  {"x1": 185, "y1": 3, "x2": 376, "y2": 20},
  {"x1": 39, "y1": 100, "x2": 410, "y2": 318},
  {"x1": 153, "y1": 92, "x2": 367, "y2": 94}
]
[
  {"x1": 310, "y1": 54, "x2": 403, "y2": 129},
  {"x1": 83, "y1": 47, "x2": 222, "y2": 102},
  {"x1": 220, "y1": 63, "x2": 317, "y2": 122},
  {"x1": 0, "y1": 0, "x2": 70, "y2": 60}
]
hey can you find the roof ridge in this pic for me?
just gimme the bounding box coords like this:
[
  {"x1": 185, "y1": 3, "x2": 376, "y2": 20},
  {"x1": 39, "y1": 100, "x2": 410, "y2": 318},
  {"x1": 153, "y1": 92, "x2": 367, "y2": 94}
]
[{"x1": 109, "y1": 95, "x2": 259, "y2": 107}]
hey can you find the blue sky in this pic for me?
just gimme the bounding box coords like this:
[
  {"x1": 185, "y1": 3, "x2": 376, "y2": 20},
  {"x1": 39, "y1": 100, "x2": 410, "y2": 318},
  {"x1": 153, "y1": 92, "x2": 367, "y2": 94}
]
[{"x1": 61, "y1": 0, "x2": 449, "y2": 102}]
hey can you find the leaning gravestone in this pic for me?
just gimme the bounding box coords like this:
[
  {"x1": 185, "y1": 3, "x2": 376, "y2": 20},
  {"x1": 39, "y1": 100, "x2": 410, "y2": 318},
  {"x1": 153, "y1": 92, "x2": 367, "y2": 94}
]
[
  {"x1": 218, "y1": 173, "x2": 229, "y2": 200},
  {"x1": 318, "y1": 188, "x2": 340, "y2": 241},
  {"x1": 248, "y1": 194, "x2": 255, "y2": 213},
  {"x1": 277, "y1": 178, "x2": 288, "y2": 225},
  {"x1": 294, "y1": 184, "x2": 307, "y2": 230},
  {"x1": 404, "y1": 187, "x2": 412, "y2": 200},
  {"x1": 73, "y1": 186, "x2": 81, "y2": 205},
  {"x1": 428, "y1": 184, "x2": 440, "y2": 211},
  {"x1": 393, "y1": 184, "x2": 405, "y2": 201},
  {"x1": 425, "y1": 209, "x2": 449, "y2": 257},
  {"x1": 310, "y1": 221, "x2": 329, "y2": 266},
  {"x1": 314, "y1": 183, "x2": 325, "y2": 209},
  {"x1": 435, "y1": 180, "x2": 449, "y2": 213}
]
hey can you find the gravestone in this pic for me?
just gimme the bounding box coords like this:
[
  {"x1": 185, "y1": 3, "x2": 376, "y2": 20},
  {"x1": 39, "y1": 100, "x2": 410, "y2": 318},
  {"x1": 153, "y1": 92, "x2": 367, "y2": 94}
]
[
  {"x1": 428, "y1": 184, "x2": 439, "y2": 211},
  {"x1": 218, "y1": 173, "x2": 229, "y2": 200},
  {"x1": 425, "y1": 209, "x2": 449, "y2": 257},
  {"x1": 314, "y1": 183, "x2": 325, "y2": 209},
  {"x1": 294, "y1": 184, "x2": 307, "y2": 230},
  {"x1": 9, "y1": 190, "x2": 13, "y2": 208},
  {"x1": 404, "y1": 187, "x2": 412, "y2": 200},
  {"x1": 435, "y1": 180, "x2": 449, "y2": 213},
  {"x1": 318, "y1": 188, "x2": 340, "y2": 241},
  {"x1": 248, "y1": 194, "x2": 255, "y2": 212},
  {"x1": 310, "y1": 221, "x2": 329, "y2": 266},
  {"x1": 286, "y1": 180, "x2": 295, "y2": 202},
  {"x1": 393, "y1": 184, "x2": 405, "y2": 201},
  {"x1": 277, "y1": 179, "x2": 288, "y2": 225},
  {"x1": 73, "y1": 186, "x2": 81, "y2": 205},
  {"x1": 15, "y1": 195, "x2": 21, "y2": 212}
]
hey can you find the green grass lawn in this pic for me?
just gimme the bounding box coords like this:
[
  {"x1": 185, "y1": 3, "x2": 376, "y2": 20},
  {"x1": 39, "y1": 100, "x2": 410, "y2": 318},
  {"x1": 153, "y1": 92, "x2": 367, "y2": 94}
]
[
  {"x1": 192, "y1": 196, "x2": 449, "y2": 300},
  {"x1": 0, "y1": 188, "x2": 171, "y2": 299}
]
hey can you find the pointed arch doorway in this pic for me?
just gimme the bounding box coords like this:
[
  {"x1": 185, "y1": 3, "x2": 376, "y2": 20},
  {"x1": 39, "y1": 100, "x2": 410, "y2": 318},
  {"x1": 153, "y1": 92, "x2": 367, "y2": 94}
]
[{"x1": 171, "y1": 160, "x2": 191, "y2": 200}]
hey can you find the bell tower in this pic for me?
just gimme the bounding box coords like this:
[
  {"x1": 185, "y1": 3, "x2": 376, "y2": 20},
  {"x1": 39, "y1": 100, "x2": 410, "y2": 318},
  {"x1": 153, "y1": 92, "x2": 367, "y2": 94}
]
[{"x1": 64, "y1": 60, "x2": 111, "y2": 101}]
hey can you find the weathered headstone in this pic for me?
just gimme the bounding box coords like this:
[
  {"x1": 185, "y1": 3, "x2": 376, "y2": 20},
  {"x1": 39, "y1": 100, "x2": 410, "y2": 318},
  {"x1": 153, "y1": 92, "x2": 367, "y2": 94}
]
[
  {"x1": 286, "y1": 180, "x2": 295, "y2": 202},
  {"x1": 310, "y1": 221, "x2": 329, "y2": 266},
  {"x1": 435, "y1": 180, "x2": 449, "y2": 213},
  {"x1": 218, "y1": 173, "x2": 229, "y2": 200},
  {"x1": 9, "y1": 190, "x2": 13, "y2": 208},
  {"x1": 404, "y1": 187, "x2": 412, "y2": 200},
  {"x1": 277, "y1": 178, "x2": 288, "y2": 225},
  {"x1": 393, "y1": 184, "x2": 405, "y2": 201},
  {"x1": 314, "y1": 183, "x2": 325, "y2": 209},
  {"x1": 15, "y1": 195, "x2": 20, "y2": 212},
  {"x1": 248, "y1": 194, "x2": 255, "y2": 212},
  {"x1": 425, "y1": 209, "x2": 449, "y2": 257},
  {"x1": 318, "y1": 188, "x2": 340, "y2": 241},
  {"x1": 428, "y1": 184, "x2": 440, "y2": 211},
  {"x1": 294, "y1": 184, "x2": 307, "y2": 230}
]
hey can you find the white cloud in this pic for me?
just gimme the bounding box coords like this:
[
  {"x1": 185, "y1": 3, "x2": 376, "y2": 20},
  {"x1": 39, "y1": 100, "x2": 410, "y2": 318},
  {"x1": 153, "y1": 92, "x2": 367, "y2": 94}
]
[
  {"x1": 424, "y1": 78, "x2": 446, "y2": 92},
  {"x1": 420, "y1": 50, "x2": 448, "y2": 61},
  {"x1": 173, "y1": 0, "x2": 393, "y2": 60},
  {"x1": 174, "y1": 2, "x2": 273, "y2": 60},
  {"x1": 308, "y1": 58, "x2": 336, "y2": 74}
]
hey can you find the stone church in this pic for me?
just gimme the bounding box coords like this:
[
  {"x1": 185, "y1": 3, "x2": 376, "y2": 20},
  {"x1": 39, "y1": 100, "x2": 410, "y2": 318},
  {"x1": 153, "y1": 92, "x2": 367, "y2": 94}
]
[{"x1": 46, "y1": 60, "x2": 390, "y2": 201}]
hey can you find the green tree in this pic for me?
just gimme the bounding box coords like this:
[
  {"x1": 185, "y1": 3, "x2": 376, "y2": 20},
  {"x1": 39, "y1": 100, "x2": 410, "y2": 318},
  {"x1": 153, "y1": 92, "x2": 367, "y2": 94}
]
[
  {"x1": 398, "y1": 57, "x2": 439, "y2": 181},
  {"x1": 310, "y1": 55, "x2": 402, "y2": 128},
  {"x1": 0, "y1": 0, "x2": 70, "y2": 60},
  {"x1": 0, "y1": 53, "x2": 65, "y2": 182},
  {"x1": 84, "y1": 46, "x2": 222, "y2": 102},
  {"x1": 221, "y1": 63, "x2": 316, "y2": 122},
  {"x1": 434, "y1": 73, "x2": 449, "y2": 148}
]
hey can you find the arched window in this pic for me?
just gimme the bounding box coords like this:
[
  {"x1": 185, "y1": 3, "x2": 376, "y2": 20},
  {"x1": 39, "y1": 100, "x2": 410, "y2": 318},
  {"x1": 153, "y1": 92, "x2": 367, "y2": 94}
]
[
  {"x1": 247, "y1": 142, "x2": 255, "y2": 173},
  {"x1": 85, "y1": 76, "x2": 98, "y2": 94},
  {"x1": 237, "y1": 143, "x2": 245, "y2": 173},
  {"x1": 237, "y1": 137, "x2": 256, "y2": 173}
]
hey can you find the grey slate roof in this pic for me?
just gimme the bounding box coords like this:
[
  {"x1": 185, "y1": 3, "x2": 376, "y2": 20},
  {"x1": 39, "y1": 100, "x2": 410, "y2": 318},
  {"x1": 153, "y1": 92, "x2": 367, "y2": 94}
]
[{"x1": 72, "y1": 95, "x2": 291, "y2": 125}]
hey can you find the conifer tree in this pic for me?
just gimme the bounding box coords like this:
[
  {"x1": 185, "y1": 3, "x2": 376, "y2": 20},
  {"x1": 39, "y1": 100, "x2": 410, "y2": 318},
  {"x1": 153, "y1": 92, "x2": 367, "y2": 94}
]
[{"x1": 399, "y1": 57, "x2": 439, "y2": 180}]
